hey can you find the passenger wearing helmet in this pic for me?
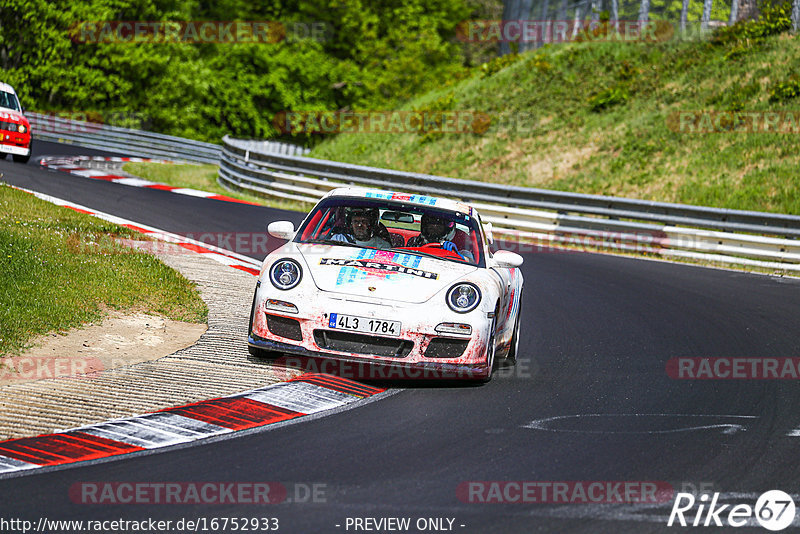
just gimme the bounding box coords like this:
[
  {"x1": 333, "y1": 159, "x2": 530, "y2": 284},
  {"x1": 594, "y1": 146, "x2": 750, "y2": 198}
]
[
  {"x1": 408, "y1": 213, "x2": 470, "y2": 260},
  {"x1": 330, "y1": 207, "x2": 391, "y2": 248}
]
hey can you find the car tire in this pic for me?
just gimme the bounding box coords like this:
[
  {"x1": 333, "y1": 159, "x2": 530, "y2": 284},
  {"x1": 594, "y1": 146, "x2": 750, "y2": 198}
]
[
  {"x1": 481, "y1": 312, "x2": 497, "y2": 382},
  {"x1": 13, "y1": 139, "x2": 31, "y2": 164},
  {"x1": 506, "y1": 294, "x2": 522, "y2": 362}
]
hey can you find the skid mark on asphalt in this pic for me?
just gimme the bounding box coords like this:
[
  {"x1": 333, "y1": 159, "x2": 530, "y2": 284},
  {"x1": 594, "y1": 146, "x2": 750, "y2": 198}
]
[
  {"x1": 521, "y1": 414, "x2": 758, "y2": 435},
  {"x1": 516, "y1": 492, "x2": 800, "y2": 527},
  {"x1": 312, "y1": 493, "x2": 800, "y2": 527}
]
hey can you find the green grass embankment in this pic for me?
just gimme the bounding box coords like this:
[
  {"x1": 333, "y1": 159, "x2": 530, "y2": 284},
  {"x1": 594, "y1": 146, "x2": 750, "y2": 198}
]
[{"x1": 0, "y1": 184, "x2": 207, "y2": 355}]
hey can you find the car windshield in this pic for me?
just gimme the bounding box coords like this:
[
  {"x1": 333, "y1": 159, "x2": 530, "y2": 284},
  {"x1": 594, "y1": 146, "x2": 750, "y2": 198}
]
[
  {"x1": 295, "y1": 196, "x2": 484, "y2": 267},
  {"x1": 0, "y1": 91, "x2": 20, "y2": 112}
]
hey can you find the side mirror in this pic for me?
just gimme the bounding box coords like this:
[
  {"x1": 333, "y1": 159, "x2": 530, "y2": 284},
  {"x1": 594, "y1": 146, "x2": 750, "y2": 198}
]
[
  {"x1": 493, "y1": 250, "x2": 523, "y2": 268},
  {"x1": 267, "y1": 220, "x2": 295, "y2": 240}
]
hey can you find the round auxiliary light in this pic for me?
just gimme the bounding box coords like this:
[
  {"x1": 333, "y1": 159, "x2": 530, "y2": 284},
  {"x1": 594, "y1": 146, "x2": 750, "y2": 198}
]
[
  {"x1": 269, "y1": 259, "x2": 302, "y2": 290},
  {"x1": 446, "y1": 283, "x2": 481, "y2": 313}
]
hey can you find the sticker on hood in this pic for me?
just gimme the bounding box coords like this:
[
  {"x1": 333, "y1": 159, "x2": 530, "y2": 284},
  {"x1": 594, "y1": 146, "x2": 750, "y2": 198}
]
[{"x1": 320, "y1": 250, "x2": 439, "y2": 284}]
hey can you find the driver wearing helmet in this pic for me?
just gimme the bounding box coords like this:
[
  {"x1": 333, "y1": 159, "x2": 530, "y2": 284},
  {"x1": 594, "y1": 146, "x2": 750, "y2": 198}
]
[
  {"x1": 408, "y1": 213, "x2": 471, "y2": 261},
  {"x1": 330, "y1": 207, "x2": 391, "y2": 248}
]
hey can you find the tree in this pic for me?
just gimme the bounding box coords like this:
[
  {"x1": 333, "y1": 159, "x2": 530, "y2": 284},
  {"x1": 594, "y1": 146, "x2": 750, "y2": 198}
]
[
  {"x1": 701, "y1": 0, "x2": 713, "y2": 30},
  {"x1": 794, "y1": 0, "x2": 800, "y2": 31},
  {"x1": 638, "y1": 0, "x2": 650, "y2": 23},
  {"x1": 539, "y1": 0, "x2": 550, "y2": 48},
  {"x1": 680, "y1": 0, "x2": 690, "y2": 33},
  {"x1": 729, "y1": 0, "x2": 740, "y2": 24},
  {"x1": 572, "y1": 1, "x2": 584, "y2": 37},
  {"x1": 558, "y1": 0, "x2": 568, "y2": 22},
  {"x1": 737, "y1": 0, "x2": 759, "y2": 21}
]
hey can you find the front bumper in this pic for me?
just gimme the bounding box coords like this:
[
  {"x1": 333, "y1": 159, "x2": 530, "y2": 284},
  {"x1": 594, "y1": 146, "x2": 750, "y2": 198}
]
[
  {"x1": 249, "y1": 335, "x2": 490, "y2": 380},
  {"x1": 0, "y1": 142, "x2": 30, "y2": 156},
  {"x1": 249, "y1": 291, "x2": 492, "y2": 380}
]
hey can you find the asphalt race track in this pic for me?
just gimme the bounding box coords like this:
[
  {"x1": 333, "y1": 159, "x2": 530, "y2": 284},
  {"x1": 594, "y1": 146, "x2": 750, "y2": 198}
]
[{"x1": 1, "y1": 141, "x2": 799, "y2": 533}]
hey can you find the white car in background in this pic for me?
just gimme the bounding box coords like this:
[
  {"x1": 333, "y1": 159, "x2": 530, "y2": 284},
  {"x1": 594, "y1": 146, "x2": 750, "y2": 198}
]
[
  {"x1": 0, "y1": 82, "x2": 32, "y2": 163},
  {"x1": 248, "y1": 187, "x2": 524, "y2": 381}
]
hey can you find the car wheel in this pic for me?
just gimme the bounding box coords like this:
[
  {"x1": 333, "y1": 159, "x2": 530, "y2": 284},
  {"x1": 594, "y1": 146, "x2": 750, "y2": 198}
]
[
  {"x1": 12, "y1": 153, "x2": 30, "y2": 164},
  {"x1": 506, "y1": 295, "x2": 522, "y2": 362},
  {"x1": 481, "y1": 313, "x2": 497, "y2": 382}
]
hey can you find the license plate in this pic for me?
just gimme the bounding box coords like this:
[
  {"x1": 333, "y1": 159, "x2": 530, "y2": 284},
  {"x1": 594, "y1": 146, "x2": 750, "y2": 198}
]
[{"x1": 329, "y1": 313, "x2": 401, "y2": 337}]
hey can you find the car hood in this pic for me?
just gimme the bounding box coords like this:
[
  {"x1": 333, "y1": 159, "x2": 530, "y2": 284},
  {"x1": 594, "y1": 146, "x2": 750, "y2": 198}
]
[
  {"x1": 0, "y1": 110, "x2": 27, "y2": 124},
  {"x1": 297, "y1": 243, "x2": 477, "y2": 303}
]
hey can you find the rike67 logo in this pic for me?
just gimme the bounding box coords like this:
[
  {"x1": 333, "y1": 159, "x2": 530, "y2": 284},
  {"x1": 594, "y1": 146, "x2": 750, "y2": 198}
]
[{"x1": 668, "y1": 490, "x2": 796, "y2": 531}]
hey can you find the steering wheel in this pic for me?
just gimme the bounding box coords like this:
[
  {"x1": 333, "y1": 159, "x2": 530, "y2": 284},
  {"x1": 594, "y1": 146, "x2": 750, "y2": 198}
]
[{"x1": 419, "y1": 242, "x2": 466, "y2": 260}]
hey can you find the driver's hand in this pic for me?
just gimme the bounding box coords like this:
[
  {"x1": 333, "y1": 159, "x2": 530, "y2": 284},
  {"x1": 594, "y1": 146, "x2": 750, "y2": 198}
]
[
  {"x1": 441, "y1": 241, "x2": 458, "y2": 253},
  {"x1": 441, "y1": 240, "x2": 467, "y2": 260}
]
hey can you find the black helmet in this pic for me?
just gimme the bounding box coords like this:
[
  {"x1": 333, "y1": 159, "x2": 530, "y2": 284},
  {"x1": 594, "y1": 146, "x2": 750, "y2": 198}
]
[
  {"x1": 348, "y1": 207, "x2": 379, "y2": 239},
  {"x1": 420, "y1": 213, "x2": 455, "y2": 241}
]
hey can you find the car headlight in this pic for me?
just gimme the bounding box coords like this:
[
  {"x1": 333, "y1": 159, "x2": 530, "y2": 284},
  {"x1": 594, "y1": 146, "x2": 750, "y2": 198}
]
[
  {"x1": 446, "y1": 283, "x2": 481, "y2": 313},
  {"x1": 269, "y1": 259, "x2": 302, "y2": 290},
  {"x1": 18, "y1": 124, "x2": 26, "y2": 133}
]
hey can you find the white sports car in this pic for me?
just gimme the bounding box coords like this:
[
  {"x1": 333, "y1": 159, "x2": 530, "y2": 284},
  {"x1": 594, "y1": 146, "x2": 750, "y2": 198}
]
[{"x1": 248, "y1": 187, "x2": 524, "y2": 381}]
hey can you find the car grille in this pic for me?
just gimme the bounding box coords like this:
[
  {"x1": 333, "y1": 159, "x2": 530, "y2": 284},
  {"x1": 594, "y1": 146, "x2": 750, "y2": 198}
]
[
  {"x1": 424, "y1": 338, "x2": 470, "y2": 359},
  {"x1": 266, "y1": 314, "x2": 303, "y2": 341},
  {"x1": 313, "y1": 330, "x2": 413, "y2": 358}
]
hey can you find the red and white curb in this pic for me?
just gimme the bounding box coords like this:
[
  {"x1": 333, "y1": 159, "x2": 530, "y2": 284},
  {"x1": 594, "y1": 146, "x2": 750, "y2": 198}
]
[
  {"x1": 11, "y1": 185, "x2": 262, "y2": 276},
  {"x1": 0, "y1": 374, "x2": 384, "y2": 474},
  {"x1": 39, "y1": 155, "x2": 259, "y2": 206}
]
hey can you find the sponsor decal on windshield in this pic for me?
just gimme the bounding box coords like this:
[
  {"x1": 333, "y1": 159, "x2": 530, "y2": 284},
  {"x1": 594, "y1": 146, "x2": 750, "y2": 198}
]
[{"x1": 365, "y1": 192, "x2": 438, "y2": 206}]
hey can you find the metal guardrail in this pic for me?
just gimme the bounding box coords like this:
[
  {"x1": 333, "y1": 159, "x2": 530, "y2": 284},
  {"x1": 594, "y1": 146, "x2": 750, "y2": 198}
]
[
  {"x1": 225, "y1": 138, "x2": 310, "y2": 157},
  {"x1": 28, "y1": 113, "x2": 308, "y2": 164},
  {"x1": 28, "y1": 112, "x2": 220, "y2": 163},
  {"x1": 219, "y1": 135, "x2": 800, "y2": 270}
]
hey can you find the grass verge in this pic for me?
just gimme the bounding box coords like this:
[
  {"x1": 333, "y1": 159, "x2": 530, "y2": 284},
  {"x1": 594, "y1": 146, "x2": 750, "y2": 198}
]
[
  {"x1": 122, "y1": 162, "x2": 311, "y2": 212},
  {"x1": 0, "y1": 184, "x2": 208, "y2": 356}
]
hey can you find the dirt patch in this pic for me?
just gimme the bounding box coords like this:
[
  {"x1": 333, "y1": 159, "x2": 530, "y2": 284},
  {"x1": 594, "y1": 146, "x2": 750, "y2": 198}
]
[
  {"x1": 525, "y1": 143, "x2": 597, "y2": 185},
  {"x1": 0, "y1": 312, "x2": 206, "y2": 386}
]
